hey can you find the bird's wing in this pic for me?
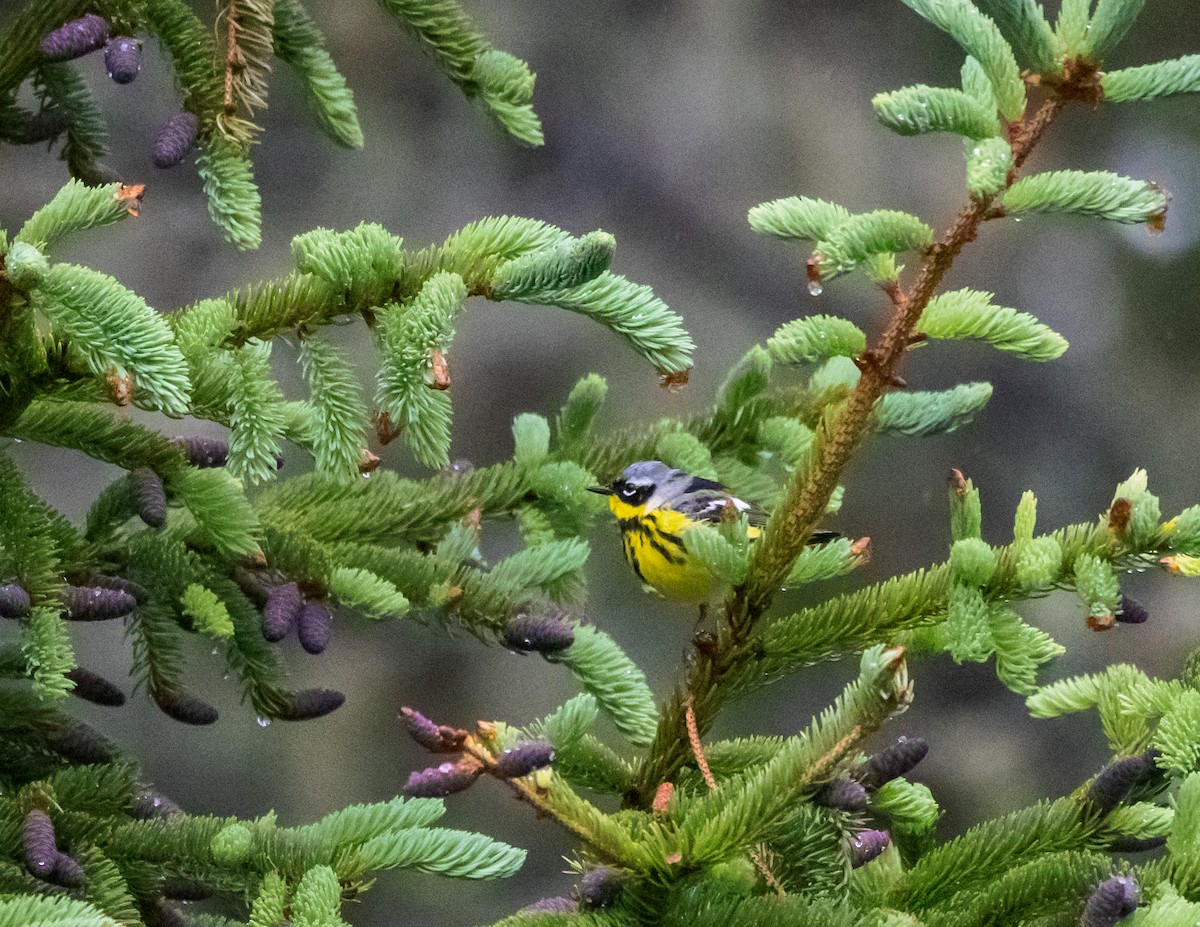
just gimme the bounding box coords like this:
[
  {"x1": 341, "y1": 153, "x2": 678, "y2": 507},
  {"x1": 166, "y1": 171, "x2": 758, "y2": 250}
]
[{"x1": 673, "y1": 479, "x2": 769, "y2": 526}]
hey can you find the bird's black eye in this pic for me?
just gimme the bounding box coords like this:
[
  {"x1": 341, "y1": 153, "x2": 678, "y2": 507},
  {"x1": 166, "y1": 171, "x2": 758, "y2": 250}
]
[{"x1": 617, "y1": 482, "x2": 652, "y2": 505}]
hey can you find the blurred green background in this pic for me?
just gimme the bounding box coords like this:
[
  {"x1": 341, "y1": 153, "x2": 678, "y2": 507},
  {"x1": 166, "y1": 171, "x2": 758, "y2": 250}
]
[{"x1": 3, "y1": 1, "x2": 1200, "y2": 923}]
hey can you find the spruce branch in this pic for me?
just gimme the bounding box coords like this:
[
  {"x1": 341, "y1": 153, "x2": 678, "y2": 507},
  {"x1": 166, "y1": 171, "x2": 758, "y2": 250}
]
[{"x1": 631, "y1": 58, "x2": 1146, "y2": 807}]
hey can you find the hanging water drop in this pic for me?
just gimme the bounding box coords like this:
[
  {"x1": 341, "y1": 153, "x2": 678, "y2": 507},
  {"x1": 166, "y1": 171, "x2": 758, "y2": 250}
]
[
  {"x1": 807, "y1": 280, "x2": 824, "y2": 297},
  {"x1": 256, "y1": 716, "x2": 271, "y2": 728}
]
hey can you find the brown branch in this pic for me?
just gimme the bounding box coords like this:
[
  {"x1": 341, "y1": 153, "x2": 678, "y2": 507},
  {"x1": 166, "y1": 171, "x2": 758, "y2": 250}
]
[
  {"x1": 222, "y1": 0, "x2": 239, "y2": 114},
  {"x1": 628, "y1": 93, "x2": 1070, "y2": 809}
]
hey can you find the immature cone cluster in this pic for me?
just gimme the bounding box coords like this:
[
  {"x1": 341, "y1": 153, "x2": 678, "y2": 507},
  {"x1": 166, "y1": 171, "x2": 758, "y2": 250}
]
[
  {"x1": 41, "y1": 16, "x2": 141, "y2": 85},
  {"x1": 1080, "y1": 876, "x2": 1138, "y2": 927},
  {"x1": 258, "y1": 582, "x2": 334, "y2": 654},
  {"x1": 22, "y1": 809, "x2": 83, "y2": 887},
  {"x1": 400, "y1": 707, "x2": 554, "y2": 797}
]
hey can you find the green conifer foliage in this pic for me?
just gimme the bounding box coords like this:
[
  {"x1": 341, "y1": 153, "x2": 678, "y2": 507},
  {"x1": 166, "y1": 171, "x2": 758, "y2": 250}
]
[{"x1": 2, "y1": 0, "x2": 1200, "y2": 925}]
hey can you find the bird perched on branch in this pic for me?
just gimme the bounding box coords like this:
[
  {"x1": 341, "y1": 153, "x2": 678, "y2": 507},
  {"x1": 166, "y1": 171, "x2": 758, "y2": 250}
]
[{"x1": 590, "y1": 460, "x2": 836, "y2": 602}]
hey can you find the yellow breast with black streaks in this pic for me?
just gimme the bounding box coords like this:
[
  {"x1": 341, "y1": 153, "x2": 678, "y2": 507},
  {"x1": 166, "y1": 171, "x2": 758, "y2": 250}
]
[{"x1": 608, "y1": 497, "x2": 716, "y2": 602}]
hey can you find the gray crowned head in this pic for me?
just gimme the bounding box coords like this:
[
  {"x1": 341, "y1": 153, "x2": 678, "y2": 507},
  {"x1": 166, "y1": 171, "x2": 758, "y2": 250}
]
[{"x1": 609, "y1": 460, "x2": 692, "y2": 510}]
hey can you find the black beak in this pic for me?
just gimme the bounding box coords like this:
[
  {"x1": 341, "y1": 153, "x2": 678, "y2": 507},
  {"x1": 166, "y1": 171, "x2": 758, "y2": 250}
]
[{"x1": 587, "y1": 485, "x2": 615, "y2": 495}]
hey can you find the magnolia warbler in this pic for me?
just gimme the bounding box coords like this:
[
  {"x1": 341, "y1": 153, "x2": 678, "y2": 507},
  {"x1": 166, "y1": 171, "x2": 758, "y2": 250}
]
[{"x1": 589, "y1": 460, "x2": 836, "y2": 602}]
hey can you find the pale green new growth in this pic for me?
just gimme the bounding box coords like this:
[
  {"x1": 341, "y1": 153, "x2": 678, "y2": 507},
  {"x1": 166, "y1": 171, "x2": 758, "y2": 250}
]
[
  {"x1": 273, "y1": 0, "x2": 364, "y2": 148},
  {"x1": 918, "y1": 288, "x2": 1068, "y2": 361},
  {"x1": 1054, "y1": 0, "x2": 1092, "y2": 56},
  {"x1": 768, "y1": 316, "x2": 867, "y2": 365},
  {"x1": 15, "y1": 180, "x2": 132, "y2": 250},
  {"x1": 875, "y1": 382, "x2": 994, "y2": 436},
  {"x1": 197, "y1": 135, "x2": 263, "y2": 250},
  {"x1": 328, "y1": 567, "x2": 410, "y2": 618},
  {"x1": 974, "y1": 0, "x2": 1061, "y2": 75},
  {"x1": 1003, "y1": 170, "x2": 1168, "y2": 224},
  {"x1": 1078, "y1": 0, "x2": 1146, "y2": 60},
  {"x1": 873, "y1": 85, "x2": 1001, "y2": 139},
  {"x1": 1103, "y1": 55, "x2": 1200, "y2": 102},
  {"x1": 747, "y1": 196, "x2": 851, "y2": 241},
  {"x1": 299, "y1": 335, "x2": 369, "y2": 481},
  {"x1": 181, "y1": 583, "x2": 235, "y2": 638},
  {"x1": 34, "y1": 264, "x2": 192, "y2": 415},
  {"x1": 901, "y1": 0, "x2": 1026, "y2": 119},
  {"x1": 965, "y1": 136, "x2": 1011, "y2": 198},
  {"x1": 375, "y1": 271, "x2": 466, "y2": 468},
  {"x1": 815, "y1": 210, "x2": 934, "y2": 279}
]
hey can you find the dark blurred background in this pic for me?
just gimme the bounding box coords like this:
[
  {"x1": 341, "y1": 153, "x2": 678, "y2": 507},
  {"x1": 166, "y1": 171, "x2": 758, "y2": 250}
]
[{"x1": 3, "y1": 1, "x2": 1200, "y2": 923}]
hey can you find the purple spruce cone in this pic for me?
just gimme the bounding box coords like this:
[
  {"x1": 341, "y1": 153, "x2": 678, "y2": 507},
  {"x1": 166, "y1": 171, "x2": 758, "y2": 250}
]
[
  {"x1": 579, "y1": 866, "x2": 623, "y2": 908},
  {"x1": 494, "y1": 741, "x2": 555, "y2": 779},
  {"x1": 63, "y1": 585, "x2": 138, "y2": 621},
  {"x1": 23, "y1": 809, "x2": 58, "y2": 878},
  {"x1": 820, "y1": 777, "x2": 869, "y2": 813},
  {"x1": 400, "y1": 707, "x2": 465, "y2": 753},
  {"x1": 861, "y1": 736, "x2": 929, "y2": 788},
  {"x1": 173, "y1": 435, "x2": 228, "y2": 468},
  {"x1": 503, "y1": 613, "x2": 575, "y2": 654},
  {"x1": 153, "y1": 687, "x2": 219, "y2": 725},
  {"x1": 1088, "y1": 752, "x2": 1161, "y2": 813},
  {"x1": 850, "y1": 829, "x2": 891, "y2": 868},
  {"x1": 129, "y1": 467, "x2": 167, "y2": 527},
  {"x1": 0, "y1": 583, "x2": 31, "y2": 618},
  {"x1": 50, "y1": 852, "x2": 85, "y2": 888},
  {"x1": 104, "y1": 36, "x2": 141, "y2": 84},
  {"x1": 297, "y1": 601, "x2": 332, "y2": 654},
  {"x1": 1117, "y1": 595, "x2": 1149, "y2": 624},
  {"x1": 402, "y1": 761, "x2": 482, "y2": 798},
  {"x1": 153, "y1": 112, "x2": 199, "y2": 168},
  {"x1": 67, "y1": 666, "x2": 126, "y2": 706},
  {"x1": 1081, "y1": 876, "x2": 1139, "y2": 927},
  {"x1": 519, "y1": 896, "x2": 578, "y2": 915},
  {"x1": 262, "y1": 582, "x2": 303, "y2": 642},
  {"x1": 275, "y1": 688, "x2": 346, "y2": 721},
  {"x1": 41, "y1": 14, "x2": 109, "y2": 61}
]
